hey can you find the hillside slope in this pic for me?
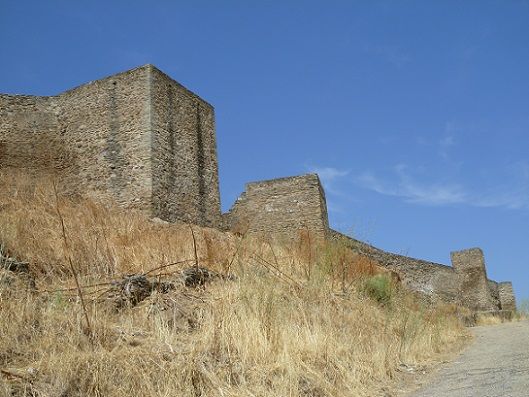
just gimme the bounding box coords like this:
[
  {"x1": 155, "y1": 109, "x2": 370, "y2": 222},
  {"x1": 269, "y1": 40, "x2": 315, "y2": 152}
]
[{"x1": 0, "y1": 172, "x2": 468, "y2": 397}]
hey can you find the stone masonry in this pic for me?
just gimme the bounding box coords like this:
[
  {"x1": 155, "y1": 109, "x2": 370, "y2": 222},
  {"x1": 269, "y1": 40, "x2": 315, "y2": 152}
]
[
  {"x1": 329, "y1": 231, "x2": 461, "y2": 305},
  {"x1": 331, "y1": 232, "x2": 516, "y2": 311},
  {"x1": 498, "y1": 282, "x2": 516, "y2": 311},
  {"x1": 450, "y1": 248, "x2": 497, "y2": 311},
  {"x1": 223, "y1": 174, "x2": 329, "y2": 239},
  {"x1": 0, "y1": 64, "x2": 516, "y2": 311}
]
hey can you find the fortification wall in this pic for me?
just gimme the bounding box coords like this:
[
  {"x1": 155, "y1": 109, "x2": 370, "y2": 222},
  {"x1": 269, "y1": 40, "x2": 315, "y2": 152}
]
[
  {"x1": 56, "y1": 66, "x2": 152, "y2": 210},
  {"x1": 1, "y1": 65, "x2": 515, "y2": 310},
  {"x1": 329, "y1": 230, "x2": 461, "y2": 304},
  {"x1": 149, "y1": 67, "x2": 220, "y2": 227},
  {"x1": 224, "y1": 174, "x2": 329, "y2": 239},
  {"x1": 0, "y1": 95, "x2": 66, "y2": 172},
  {"x1": 498, "y1": 281, "x2": 516, "y2": 311},
  {"x1": 451, "y1": 248, "x2": 496, "y2": 311}
]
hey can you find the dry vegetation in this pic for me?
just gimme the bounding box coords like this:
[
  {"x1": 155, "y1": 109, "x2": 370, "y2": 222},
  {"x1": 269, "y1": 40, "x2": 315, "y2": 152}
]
[{"x1": 0, "y1": 171, "x2": 468, "y2": 397}]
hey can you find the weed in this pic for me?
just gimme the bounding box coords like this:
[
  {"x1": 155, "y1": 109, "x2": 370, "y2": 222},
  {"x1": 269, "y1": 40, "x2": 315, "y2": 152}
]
[{"x1": 364, "y1": 274, "x2": 394, "y2": 305}]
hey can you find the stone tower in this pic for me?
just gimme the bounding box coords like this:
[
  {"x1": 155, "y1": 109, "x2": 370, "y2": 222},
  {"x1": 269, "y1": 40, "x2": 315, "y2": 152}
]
[
  {"x1": 451, "y1": 248, "x2": 496, "y2": 311},
  {"x1": 0, "y1": 65, "x2": 221, "y2": 227}
]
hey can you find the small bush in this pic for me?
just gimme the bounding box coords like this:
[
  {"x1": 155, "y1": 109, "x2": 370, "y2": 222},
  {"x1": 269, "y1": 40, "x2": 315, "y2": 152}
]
[{"x1": 364, "y1": 274, "x2": 394, "y2": 305}]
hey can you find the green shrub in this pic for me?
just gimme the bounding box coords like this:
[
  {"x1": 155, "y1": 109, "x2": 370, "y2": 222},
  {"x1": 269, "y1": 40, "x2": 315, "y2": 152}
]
[{"x1": 364, "y1": 274, "x2": 394, "y2": 305}]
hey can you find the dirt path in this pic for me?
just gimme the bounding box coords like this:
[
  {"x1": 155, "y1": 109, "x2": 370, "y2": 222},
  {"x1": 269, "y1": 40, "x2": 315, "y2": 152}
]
[{"x1": 408, "y1": 320, "x2": 529, "y2": 397}]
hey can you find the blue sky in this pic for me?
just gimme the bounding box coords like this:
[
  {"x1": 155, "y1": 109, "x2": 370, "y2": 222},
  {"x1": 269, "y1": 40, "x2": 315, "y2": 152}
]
[{"x1": 1, "y1": 1, "x2": 528, "y2": 300}]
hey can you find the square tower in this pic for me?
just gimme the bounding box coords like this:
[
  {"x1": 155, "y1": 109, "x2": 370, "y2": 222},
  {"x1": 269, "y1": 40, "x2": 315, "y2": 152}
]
[{"x1": 0, "y1": 65, "x2": 221, "y2": 227}]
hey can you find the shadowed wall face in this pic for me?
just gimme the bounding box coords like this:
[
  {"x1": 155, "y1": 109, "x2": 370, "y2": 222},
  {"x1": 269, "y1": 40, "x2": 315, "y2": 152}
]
[
  {"x1": 224, "y1": 174, "x2": 329, "y2": 240},
  {"x1": 498, "y1": 282, "x2": 516, "y2": 311},
  {"x1": 488, "y1": 280, "x2": 501, "y2": 310},
  {"x1": 150, "y1": 68, "x2": 220, "y2": 227},
  {"x1": 451, "y1": 248, "x2": 496, "y2": 311}
]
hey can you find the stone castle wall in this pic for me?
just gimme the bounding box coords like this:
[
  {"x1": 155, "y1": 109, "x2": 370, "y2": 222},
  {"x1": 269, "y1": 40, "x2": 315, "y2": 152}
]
[
  {"x1": 329, "y1": 231, "x2": 518, "y2": 311},
  {"x1": 0, "y1": 65, "x2": 516, "y2": 311},
  {"x1": 0, "y1": 95, "x2": 64, "y2": 172},
  {"x1": 222, "y1": 171, "x2": 517, "y2": 311},
  {"x1": 329, "y1": 230, "x2": 461, "y2": 305},
  {"x1": 223, "y1": 174, "x2": 329, "y2": 240},
  {"x1": 488, "y1": 280, "x2": 501, "y2": 310}
]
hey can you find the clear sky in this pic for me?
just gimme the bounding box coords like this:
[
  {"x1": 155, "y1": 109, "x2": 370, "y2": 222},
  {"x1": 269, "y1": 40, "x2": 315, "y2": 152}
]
[{"x1": 1, "y1": 1, "x2": 528, "y2": 301}]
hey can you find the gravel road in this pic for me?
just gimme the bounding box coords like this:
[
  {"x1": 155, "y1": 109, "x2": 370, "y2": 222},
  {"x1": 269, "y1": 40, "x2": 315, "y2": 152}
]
[{"x1": 410, "y1": 320, "x2": 529, "y2": 397}]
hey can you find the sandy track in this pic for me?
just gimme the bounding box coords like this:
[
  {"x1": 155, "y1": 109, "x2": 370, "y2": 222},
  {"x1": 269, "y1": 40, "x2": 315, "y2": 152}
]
[{"x1": 409, "y1": 320, "x2": 529, "y2": 397}]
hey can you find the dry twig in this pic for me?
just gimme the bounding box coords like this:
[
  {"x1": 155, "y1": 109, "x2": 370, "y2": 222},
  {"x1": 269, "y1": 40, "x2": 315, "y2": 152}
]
[{"x1": 53, "y1": 181, "x2": 93, "y2": 341}]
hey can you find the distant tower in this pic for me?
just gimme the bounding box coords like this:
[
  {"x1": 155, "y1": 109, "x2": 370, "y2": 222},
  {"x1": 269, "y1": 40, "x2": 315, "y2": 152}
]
[
  {"x1": 0, "y1": 65, "x2": 221, "y2": 227},
  {"x1": 451, "y1": 248, "x2": 496, "y2": 311},
  {"x1": 498, "y1": 281, "x2": 516, "y2": 311}
]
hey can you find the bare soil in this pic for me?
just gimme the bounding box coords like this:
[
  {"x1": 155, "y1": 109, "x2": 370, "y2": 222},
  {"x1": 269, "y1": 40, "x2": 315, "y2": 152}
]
[{"x1": 403, "y1": 320, "x2": 529, "y2": 397}]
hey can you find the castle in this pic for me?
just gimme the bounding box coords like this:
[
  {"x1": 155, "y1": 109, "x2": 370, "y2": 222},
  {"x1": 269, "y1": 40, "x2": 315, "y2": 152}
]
[{"x1": 0, "y1": 64, "x2": 516, "y2": 312}]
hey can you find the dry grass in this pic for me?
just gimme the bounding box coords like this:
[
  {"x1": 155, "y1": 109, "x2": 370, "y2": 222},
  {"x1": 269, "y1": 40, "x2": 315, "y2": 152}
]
[
  {"x1": 475, "y1": 314, "x2": 503, "y2": 326},
  {"x1": 0, "y1": 171, "x2": 468, "y2": 397}
]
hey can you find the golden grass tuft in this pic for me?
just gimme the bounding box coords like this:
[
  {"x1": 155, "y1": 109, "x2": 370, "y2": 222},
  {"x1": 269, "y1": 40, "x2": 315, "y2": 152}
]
[{"x1": 0, "y1": 171, "x2": 468, "y2": 396}]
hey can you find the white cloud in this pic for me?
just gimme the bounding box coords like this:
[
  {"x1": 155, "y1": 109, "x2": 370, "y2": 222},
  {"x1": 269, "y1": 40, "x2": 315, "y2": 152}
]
[
  {"x1": 354, "y1": 163, "x2": 529, "y2": 210},
  {"x1": 356, "y1": 170, "x2": 467, "y2": 206},
  {"x1": 413, "y1": 122, "x2": 460, "y2": 161},
  {"x1": 309, "y1": 166, "x2": 349, "y2": 184},
  {"x1": 311, "y1": 161, "x2": 529, "y2": 212}
]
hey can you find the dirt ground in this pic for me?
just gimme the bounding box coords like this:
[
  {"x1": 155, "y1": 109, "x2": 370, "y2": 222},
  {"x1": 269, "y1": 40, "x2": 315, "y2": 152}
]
[{"x1": 400, "y1": 320, "x2": 529, "y2": 397}]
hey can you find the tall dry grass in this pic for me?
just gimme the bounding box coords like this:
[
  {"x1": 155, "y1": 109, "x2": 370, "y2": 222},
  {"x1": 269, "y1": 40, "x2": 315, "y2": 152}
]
[{"x1": 0, "y1": 171, "x2": 468, "y2": 396}]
